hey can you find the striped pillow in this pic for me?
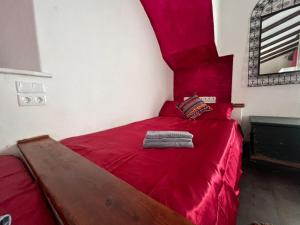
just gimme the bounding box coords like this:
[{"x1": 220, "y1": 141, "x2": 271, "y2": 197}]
[{"x1": 177, "y1": 95, "x2": 212, "y2": 119}]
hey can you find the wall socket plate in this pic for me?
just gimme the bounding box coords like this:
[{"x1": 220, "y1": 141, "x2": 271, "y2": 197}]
[
  {"x1": 199, "y1": 96, "x2": 216, "y2": 103},
  {"x1": 17, "y1": 94, "x2": 47, "y2": 106},
  {"x1": 16, "y1": 81, "x2": 45, "y2": 93},
  {"x1": 184, "y1": 96, "x2": 217, "y2": 103}
]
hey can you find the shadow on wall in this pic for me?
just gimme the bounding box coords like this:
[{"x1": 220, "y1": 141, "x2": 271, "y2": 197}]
[
  {"x1": 0, "y1": 0, "x2": 41, "y2": 71},
  {"x1": 0, "y1": 145, "x2": 20, "y2": 157}
]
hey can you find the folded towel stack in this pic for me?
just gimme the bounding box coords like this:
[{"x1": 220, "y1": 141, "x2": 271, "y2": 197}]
[{"x1": 143, "y1": 131, "x2": 194, "y2": 148}]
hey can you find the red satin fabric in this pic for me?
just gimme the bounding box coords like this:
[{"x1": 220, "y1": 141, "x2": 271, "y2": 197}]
[
  {"x1": 174, "y1": 56, "x2": 233, "y2": 102},
  {"x1": 199, "y1": 103, "x2": 233, "y2": 120},
  {"x1": 159, "y1": 100, "x2": 182, "y2": 117},
  {"x1": 62, "y1": 117, "x2": 243, "y2": 225},
  {"x1": 159, "y1": 101, "x2": 233, "y2": 120},
  {"x1": 140, "y1": 0, "x2": 217, "y2": 70},
  {"x1": 292, "y1": 50, "x2": 298, "y2": 66},
  {"x1": 140, "y1": 0, "x2": 233, "y2": 102},
  {"x1": 0, "y1": 156, "x2": 56, "y2": 225}
]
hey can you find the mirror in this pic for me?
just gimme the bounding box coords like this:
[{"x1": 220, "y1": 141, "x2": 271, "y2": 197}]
[
  {"x1": 248, "y1": 0, "x2": 300, "y2": 87},
  {"x1": 259, "y1": 5, "x2": 300, "y2": 75}
]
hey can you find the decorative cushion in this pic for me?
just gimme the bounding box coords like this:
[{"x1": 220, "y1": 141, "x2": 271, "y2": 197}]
[
  {"x1": 177, "y1": 95, "x2": 212, "y2": 119},
  {"x1": 159, "y1": 101, "x2": 183, "y2": 117},
  {"x1": 160, "y1": 100, "x2": 233, "y2": 120}
]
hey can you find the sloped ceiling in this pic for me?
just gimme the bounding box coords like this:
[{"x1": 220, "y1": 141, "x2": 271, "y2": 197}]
[
  {"x1": 140, "y1": 0, "x2": 218, "y2": 70},
  {"x1": 140, "y1": 0, "x2": 233, "y2": 102}
]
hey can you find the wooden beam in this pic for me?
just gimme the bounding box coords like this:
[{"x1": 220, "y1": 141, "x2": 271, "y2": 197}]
[
  {"x1": 18, "y1": 135, "x2": 50, "y2": 144},
  {"x1": 262, "y1": 10, "x2": 300, "y2": 33},
  {"x1": 18, "y1": 136, "x2": 194, "y2": 225},
  {"x1": 261, "y1": 21, "x2": 300, "y2": 43},
  {"x1": 261, "y1": 42, "x2": 298, "y2": 60},
  {"x1": 261, "y1": 30, "x2": 300, "y2": 50},
  {"x1": 261, "y1": 37, "x2": 299, "y2": 56},
  {"x1": 260, "y1": 47, "x2": 297, "y2": 64},
  {"x1": 232, "y1": 103, "x2": 245, "y2": 108}
]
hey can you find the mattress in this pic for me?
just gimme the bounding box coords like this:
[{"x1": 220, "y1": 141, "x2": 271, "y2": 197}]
[
  {"x1": 62, "y1": 116, "x2": 243, "y2": 225},
  {"x1": 0, "y1": 156, "x2": 57, "y2": 225}
]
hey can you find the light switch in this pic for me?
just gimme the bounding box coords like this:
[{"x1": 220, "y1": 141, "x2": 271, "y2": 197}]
[{"x1": 16, "y1": 81, "x2": 45, "y2": 93}]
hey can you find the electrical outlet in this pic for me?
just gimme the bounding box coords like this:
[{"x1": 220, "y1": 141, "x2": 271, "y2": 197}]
[
  {"x1": 34, "y1": 95, "x2": 47, "y2": 105},
  {"x1": 17, "y1": 94, "x2": 47, "y2": 106},
  {"x1": 199, "y1": 96, "x2": 216, "y2": 103},
  {"x1": 183, "y1": 96, "x2": 217, "y2": 103},
  {"x1": 17, "y1": 95, "x2": 34, "y2": 106}
]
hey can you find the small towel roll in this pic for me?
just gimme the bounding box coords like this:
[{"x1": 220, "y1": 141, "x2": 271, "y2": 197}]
[
  {"x1": 145, "y1": 131, "x2": 193, "y2": 139},
  {"x1": 143, "y1": 140, "x2": 194, "y2": 149}
]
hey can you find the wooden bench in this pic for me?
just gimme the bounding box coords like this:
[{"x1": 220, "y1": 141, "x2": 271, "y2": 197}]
[{"x1": 18, "y1": 136, "x2": 194, "y2": 225}]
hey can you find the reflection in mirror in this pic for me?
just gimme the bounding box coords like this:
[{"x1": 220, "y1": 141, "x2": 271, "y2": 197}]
[{"x1": 259, "y1": 5, "x2": 300, "y2": 75}]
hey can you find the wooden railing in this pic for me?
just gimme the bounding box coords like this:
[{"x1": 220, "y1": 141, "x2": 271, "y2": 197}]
[{"x1": 18, "y1": 136, "x2": 194, "y2": 225}]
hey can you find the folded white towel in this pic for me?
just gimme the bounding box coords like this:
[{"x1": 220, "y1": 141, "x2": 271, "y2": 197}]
[
  {"x1": 143, "y1": 138, "x2": 192, "y2": 144},
  {"x1": 145, "y1": 131, "x2": 193, "y2": 139},
  {"x1": 143, "y1": 140, "x2": 194, "y2": 149}
]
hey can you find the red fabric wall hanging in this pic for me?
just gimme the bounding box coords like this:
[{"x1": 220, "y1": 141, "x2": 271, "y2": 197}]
[
  {"x1": 174, "y1": 55, "x2": 233, "y2": 102},
  {"x1": 140, "y1": 0, "x2": 233, "y2": 103}
]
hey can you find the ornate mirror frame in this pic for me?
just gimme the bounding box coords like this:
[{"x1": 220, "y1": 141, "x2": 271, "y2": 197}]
[{"x1": 248, "y1": 0, "x2": 300, "y2": 87}]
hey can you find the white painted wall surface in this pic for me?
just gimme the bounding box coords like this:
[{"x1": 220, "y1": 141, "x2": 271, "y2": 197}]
[
  {"x1": 212, "y1": 0, "x2": 222, "y2": 55},
  {"x1": 213, "y1": 0, "x2": 300, "y2": 139},
  {"x1": 0, "y1": 0, "x2": 41, "y2": 71},
  {"x1": 0, "y1": 0, "x2": 173, "y2": 152}
]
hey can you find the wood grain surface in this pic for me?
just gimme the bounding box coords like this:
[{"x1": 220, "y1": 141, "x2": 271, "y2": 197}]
[{"x1": 18, "y1": 136, "x2": 194, "y2": 225}]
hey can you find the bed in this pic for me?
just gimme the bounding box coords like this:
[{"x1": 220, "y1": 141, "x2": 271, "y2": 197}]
[
  {"x1": 61, "y1": 104, "x2": 243, "y2": 225},
  {"x1": 0, "y1": 156, "x2": 57, "y2": 225}
]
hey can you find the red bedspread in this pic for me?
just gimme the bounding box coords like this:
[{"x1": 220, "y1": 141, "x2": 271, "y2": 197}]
[
  {"x1": 0, "y1": 156, "x2": 57, "y2": 225},
  {"x1": 62, "y1": 117, "x2": 243, "y2": 225}
]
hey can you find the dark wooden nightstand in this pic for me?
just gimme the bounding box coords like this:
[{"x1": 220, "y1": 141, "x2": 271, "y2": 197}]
[{"x1": 250, "y1": 116, "x2": 300, "y2": 169}]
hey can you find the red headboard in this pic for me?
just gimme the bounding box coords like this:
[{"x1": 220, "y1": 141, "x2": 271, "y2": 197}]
[
  {"x1": 174, "y1": 55, "x2": 233, "y2": 102},
  {"x1": 140, "y1": 0, "x2": 233, "y2": 103}
]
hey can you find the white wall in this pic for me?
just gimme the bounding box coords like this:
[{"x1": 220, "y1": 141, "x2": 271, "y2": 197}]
[
  {"x1": 212, "y1": 0, "x2": 221, "y2": 55},
  {"x1": 0, "y1": 0, "x2": 173, "y2": 152},
  {"x1": 0, "y1": 0, "x2": 41, "y2": 71},
  {"x1": 213, "y1": 0, "x2": 300, "y2": 139}
]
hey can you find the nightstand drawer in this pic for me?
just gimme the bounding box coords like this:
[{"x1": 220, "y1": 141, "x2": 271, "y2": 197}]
[
  {"x1": 253, "y1": 125, "x2": 300, "y2": 147},
  {"x1": 250, "y1": 117, "x2": 300, "y2": 165}
]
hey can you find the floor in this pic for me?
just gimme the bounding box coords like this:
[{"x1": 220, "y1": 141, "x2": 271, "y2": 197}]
[{"x1": 237, "y1": 162, "x2": 300, "y2": 225}]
